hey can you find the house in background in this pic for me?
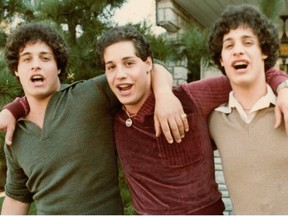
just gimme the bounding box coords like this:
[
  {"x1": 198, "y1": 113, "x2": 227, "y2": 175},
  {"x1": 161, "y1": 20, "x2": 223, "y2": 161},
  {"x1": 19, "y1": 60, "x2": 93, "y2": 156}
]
[{"x1": 155, "y1": 0, "x2": 288, "y2": 214}]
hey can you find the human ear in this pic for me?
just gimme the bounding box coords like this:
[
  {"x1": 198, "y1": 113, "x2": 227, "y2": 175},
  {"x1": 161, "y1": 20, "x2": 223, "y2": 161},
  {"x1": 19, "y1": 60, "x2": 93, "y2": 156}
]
[
  {"x1": 262, "y1": 54, "x2": 268, "y2": 60},
  {"x1": 146, "y1": 57, "x2": 153, "y2": 71}
]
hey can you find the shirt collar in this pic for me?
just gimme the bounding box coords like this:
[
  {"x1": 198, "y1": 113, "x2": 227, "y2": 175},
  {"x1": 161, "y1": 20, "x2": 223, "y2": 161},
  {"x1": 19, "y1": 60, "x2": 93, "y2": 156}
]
[{"x1": 215, "y1": 84, "x2": 276, "y2": 114}]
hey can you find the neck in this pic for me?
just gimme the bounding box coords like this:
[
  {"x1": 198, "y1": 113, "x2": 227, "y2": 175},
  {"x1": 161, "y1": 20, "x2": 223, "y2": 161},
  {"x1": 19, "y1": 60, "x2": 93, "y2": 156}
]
[
  {"x1": 232, "y1": 80, "x2": 267, "y2": 111},
  {"x1": 25, "y1": 95, "x2": 52, "y2": 128},
  {"x1": 123, "y1": 105, "x2": 139, "y2": 117},
  {"x1": 123, "y1": 89, "x2": 152, "y2": 115}
]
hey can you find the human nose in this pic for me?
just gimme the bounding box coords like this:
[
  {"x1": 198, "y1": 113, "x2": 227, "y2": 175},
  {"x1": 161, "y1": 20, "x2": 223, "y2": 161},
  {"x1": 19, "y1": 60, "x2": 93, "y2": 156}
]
[
  {"x1": 115, "y1": 65, "x2": 127, "y2": 79},
  {"x1": 233, "y1": 42, "x2": 244, "y2": 56},
  {"x1": 31, "y1": 57, "x2": 41, "y2": 71}
]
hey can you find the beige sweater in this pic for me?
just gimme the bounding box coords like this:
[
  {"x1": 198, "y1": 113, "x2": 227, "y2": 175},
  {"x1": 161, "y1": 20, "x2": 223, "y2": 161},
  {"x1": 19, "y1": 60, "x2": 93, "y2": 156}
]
[{"x1": 209, "y1": 107, "x2": 288, "y2": 214}]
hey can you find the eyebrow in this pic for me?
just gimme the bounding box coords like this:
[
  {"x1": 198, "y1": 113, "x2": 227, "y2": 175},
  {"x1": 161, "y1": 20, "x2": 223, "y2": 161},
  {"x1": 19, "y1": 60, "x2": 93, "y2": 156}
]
[
  {"x1": 223, "y1": 34, "x2": 255, "y2": 43},
  {"x1": 19, "y1": 51, "x2": 53, "y2": 57},
  {"x1": 105, "y1": 56, "x2": 136, "y2": 65}
]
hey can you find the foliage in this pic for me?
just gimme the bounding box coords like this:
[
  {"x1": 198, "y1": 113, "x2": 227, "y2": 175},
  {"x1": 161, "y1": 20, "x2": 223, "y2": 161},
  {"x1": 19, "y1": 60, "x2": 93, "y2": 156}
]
[
  {"x1": 180, "y1": 27, "x2": 210, "y2": 64},
  {"x1": 0, "y1": 52, "x2": 22, "y2": 109},
  {"x1": 0, "y1": 54, "x2": 22, "y2": 108},
  {"x1": 31, "y1": 0, "x2": 126, "y2": 81},
  {"x1": 118, "y1": 163, "x2": 134, "y2": 214},
  {"x1": 0, "y1": 30, "x2": 6, "y2": 49},
  {"x1": 0, "y1": 53, "x2": 22, "y2": 189},
  {"x1": 0, "y1": 0, "x2": 127, "y2": 82},
  {"x1": 0, "y1": 70, "x2": 18, "y2": 167},
  {"x1": 131, "y1": 22, "x2": 177, "y2": 62},
  {"x1": 177, "y1": 26, "x2": 210, "y2": 81},
  {"x1": 259, "y1": 0, "x2": 285, "y2": 21},
  {"x1": 0, "y1": 72, "x2": 21, "y2": 166}
]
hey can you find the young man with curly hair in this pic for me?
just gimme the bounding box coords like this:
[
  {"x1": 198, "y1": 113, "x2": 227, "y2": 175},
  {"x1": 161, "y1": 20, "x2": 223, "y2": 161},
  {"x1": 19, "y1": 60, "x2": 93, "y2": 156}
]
[{"x1": 208, "y1": 4, "x2": 288, "y2": 214}]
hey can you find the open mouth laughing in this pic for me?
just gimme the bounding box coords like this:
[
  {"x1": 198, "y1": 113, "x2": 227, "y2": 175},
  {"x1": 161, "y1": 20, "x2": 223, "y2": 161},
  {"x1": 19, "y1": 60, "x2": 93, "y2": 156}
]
[
  {"x1": 116, "y1": 83, "x2": 133, "y2": 92},
  {"x1": 31, "y1": 74, "x2": 45, "y2": 85},
  {"x1": 233, "y1": 61, "x2": 248, "y2": 70}
]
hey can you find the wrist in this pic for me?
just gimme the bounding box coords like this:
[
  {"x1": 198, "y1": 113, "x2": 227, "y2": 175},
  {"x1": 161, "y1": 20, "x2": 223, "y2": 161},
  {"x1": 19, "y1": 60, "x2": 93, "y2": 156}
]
[
  {"x1": 277, "y1": 80, "x2": 288, "y2": 93},
  {"x1": 1, "y1": 108, "x2": 16, "y2": 121}
]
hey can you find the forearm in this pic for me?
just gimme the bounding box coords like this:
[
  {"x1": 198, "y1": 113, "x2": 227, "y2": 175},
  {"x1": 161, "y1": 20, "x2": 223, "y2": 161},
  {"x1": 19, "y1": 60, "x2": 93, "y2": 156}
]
[
  {"x1": 267, "y1": 68, "x2": 288, "y2": 134},
  {"x1": 151, "y1": 63, "x2": 173, "y2": 98},
  {"x1": 1, "y1": 196, "x2": 30, "y2": 214}
]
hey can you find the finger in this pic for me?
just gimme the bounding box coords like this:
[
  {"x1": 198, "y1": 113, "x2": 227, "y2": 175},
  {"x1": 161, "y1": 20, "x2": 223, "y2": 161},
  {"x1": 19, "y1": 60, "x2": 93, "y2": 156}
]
[
  {"x1": 5, "y1": 126, "x2": 15, "y2": 145},
  {"x1": 181, "y1": 113, "x2": 189, "y2": 132},
  {"x1": 154, "y1": 116, "x2": 161, "y2": 137},
  {"x1": 274, "y1": 106, "x2": 282, "y2": 129},
  {"x1": 284, "y1": 112, "x2": 288, "y2": 135},
  {"x1": 161, "y1": 121, "x2": 174, "y2": 144},
  {"x1": 167, "y1": 119, "x2": 182, "y2": 143},
  {"x1": 174, "y1": 115, "x2": 185, "y2": 139}
]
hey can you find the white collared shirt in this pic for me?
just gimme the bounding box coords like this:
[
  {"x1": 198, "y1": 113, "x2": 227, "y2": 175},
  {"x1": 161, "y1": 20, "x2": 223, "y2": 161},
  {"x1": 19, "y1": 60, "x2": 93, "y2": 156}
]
[{"x1": 215, "y1": 85, "x2": 276, "y2": 123}]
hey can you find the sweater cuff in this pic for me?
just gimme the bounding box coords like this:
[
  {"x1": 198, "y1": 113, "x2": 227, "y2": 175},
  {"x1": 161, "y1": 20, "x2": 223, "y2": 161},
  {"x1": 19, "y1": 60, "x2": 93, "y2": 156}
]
[{"x1": 2, "y1": 97, "x2": 30, "y2": 120}]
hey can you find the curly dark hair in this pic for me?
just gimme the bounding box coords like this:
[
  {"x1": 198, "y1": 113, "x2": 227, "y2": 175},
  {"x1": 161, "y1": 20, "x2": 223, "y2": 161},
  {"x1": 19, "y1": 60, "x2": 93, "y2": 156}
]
[
  {"x1": 96, "y1": 25, "x2": 153, "y2": 70},
  {"x1": 5, "y1": 23, "x2": 69, "y2": 81},
  {"x1": 208, "y1": 4, "x2": 279, "y2": 75}
]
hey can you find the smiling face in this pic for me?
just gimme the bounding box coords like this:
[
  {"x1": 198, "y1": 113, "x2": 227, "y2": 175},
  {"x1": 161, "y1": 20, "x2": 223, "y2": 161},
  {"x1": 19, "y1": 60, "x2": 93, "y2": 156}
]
[
  {"x1": 220, "y1": 26, "x2": 267, "y2": 89},
  {"x1": 15, "y1": 41, "x2": 61, "y2": 101},
  {"x1": 104, "y1": 41, "x2": 153, "y2": 113}
]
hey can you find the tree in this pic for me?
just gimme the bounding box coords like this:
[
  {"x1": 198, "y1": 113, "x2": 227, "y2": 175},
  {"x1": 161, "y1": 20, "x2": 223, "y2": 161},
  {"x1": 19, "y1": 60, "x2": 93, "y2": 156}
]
[
  {"x1": 129, "y1": 22, "x2": 177, "y2": 62},
  {"x1": 34, "y1": 0, "x2": 127, "y2": 81},
  {"x1": 0, "y1": 0, "x2": 127, "y2": 82},
  {"x1": 259, "y1": 0, "x2": 285, "y2": 21},
  {"x1": 0, "y1": 52, "x2": 22, "y2": 190},
  {"x1": 177, "y1": 26, "x2": 210, "y2": 81}
]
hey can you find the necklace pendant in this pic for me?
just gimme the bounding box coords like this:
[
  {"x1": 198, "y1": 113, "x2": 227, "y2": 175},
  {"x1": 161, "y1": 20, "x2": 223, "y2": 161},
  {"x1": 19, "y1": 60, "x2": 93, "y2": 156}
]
[{"x1": 125, "y1": 118, "x2": 133, "y2": 127}]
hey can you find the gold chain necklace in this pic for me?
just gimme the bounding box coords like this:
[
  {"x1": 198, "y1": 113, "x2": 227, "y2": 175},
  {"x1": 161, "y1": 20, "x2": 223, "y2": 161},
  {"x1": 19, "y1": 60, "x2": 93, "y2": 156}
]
[{"x1": 123, "y1": 106, "x2": 137, "y2": 127}]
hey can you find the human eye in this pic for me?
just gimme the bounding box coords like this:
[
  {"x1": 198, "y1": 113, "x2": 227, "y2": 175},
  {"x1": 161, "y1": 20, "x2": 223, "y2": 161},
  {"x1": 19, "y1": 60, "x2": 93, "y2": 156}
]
[
  {"x1": 125, "y1": 60, "x2": 135, "y2": 67},
  {"x1": 23, "y1": 57, "x2": 31, "y2": 62},
  {"x1": 20, "y1": 55, "x2": 31, "y2": 63},
  {"x1": 105, "y1": 64, "x2": 115, "y2": 72},
  {"x1": 244, "y1": 39, "x2": 254, "y2": 46},
  {"x1": 41, "y1": 54, "x2": 53, "y2": 62},
  {"x1": 223, "y1": 42, "x2": 233, "y2": 50}
]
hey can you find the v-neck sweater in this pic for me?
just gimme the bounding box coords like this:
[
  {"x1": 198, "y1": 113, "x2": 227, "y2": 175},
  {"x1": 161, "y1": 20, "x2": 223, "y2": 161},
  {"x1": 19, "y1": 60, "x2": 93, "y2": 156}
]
[{"x1": 209, "y1": 107, "x2": 288, "y2": 214}]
